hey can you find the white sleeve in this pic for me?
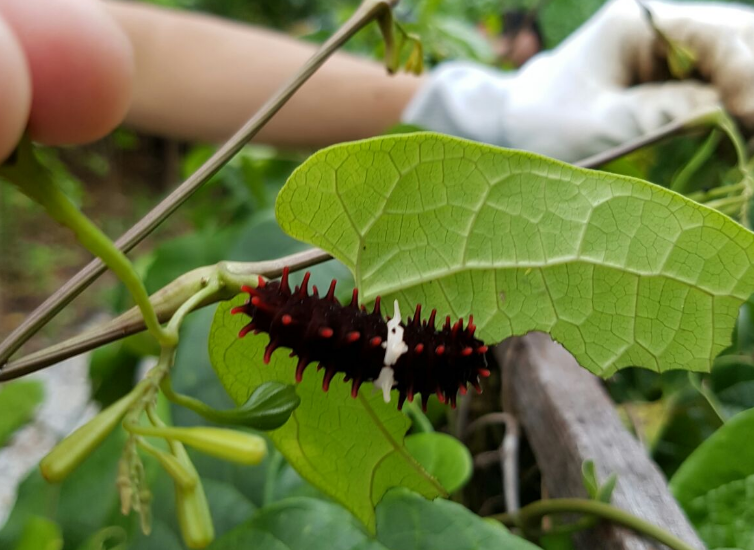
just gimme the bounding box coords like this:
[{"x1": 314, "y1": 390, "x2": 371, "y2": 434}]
[{"x1": 401, "y1": 61, "x2": 516, "y2": 148}]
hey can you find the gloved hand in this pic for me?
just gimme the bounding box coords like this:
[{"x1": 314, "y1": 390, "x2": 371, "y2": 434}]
[{"x1": 403, "y1": 0, "x2": 754, "y2": 162}]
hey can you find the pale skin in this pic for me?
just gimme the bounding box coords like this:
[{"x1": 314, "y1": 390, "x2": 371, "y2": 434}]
[{"x1": 0, "y1": 0, "x2": 422, "y2": 163}]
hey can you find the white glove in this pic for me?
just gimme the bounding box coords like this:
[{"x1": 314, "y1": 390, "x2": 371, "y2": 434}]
[{"x1": 403, "y1": 0, "x2": 754, "y2": 162}]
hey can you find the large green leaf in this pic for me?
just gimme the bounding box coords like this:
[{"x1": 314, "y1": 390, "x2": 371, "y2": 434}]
[
  {"x1": 276, "y1": 132, "x2": 754, "y2": 377},
  {"x1": 670, "y1": 408, "x2": 754, "y2": 549},
  {"x1": 376, "y1": 488, "x2": 541, "y2": 550},
  {"x1": 208, "y1": 298, "x2": 444, "y2": 532},
  {"x1": 208, "y1": 497, "x2": 387, "y2": 550},
  {"x1": 209, "y1": 492, "x2": 539, "y2": 550}
]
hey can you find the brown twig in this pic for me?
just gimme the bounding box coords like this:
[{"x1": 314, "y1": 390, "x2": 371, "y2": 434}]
[{"x1": 464, "y1": 412, "x2": 520, "y2": 514}]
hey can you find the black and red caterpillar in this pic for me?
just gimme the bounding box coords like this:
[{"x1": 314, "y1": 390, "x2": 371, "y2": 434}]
[{"x1": 231, "y1": 267, "x2": 490, "y2": 410}]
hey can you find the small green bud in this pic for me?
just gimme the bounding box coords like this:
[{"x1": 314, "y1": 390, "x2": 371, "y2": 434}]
[
  {"x1": 172, "y1": 443, "x2": 215, "y2": 549},
  {"x1": 165, "y1": 427, "x2": 267, "y2": 465},
  {"x1": 137, "y1": 439, "x2": 197, "y2": 490},
  {"x1": 40, "y1": 384, "x2": 145, "y2": 482}
]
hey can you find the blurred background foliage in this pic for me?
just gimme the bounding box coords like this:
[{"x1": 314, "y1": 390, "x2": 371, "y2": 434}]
[{"x1": 2, "y1": 0, "x2": 754, "y2": 549}]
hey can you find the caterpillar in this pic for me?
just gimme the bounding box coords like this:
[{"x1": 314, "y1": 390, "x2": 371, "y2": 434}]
[{"x1": 232, "y1": 267, "x2": 490, "y2": 410}]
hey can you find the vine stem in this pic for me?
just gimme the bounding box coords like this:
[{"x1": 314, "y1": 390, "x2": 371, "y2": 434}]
[
  {"x1": 0, "y1": 139, "x2": 172, "y2": 348},
  {"x1": 0, "y1": 0, "x2": 398, "y2": 366},
  {"x1": 490, "y1": 498, "x2": 698, "y2": 550}
]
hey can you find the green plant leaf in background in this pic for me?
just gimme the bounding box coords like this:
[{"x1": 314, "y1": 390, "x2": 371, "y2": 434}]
[
  {"x1": 670, "y1": 408, "x2": 754, "y2": 550},
  {"x1": 404, "y1": 432, "x2": 472, "y2": 493},
  {"x1": 209, "y1": 491, "x2": 540, "y2": 550},
  {"x1": 209, "y1": 299, "x2": 444, "y2": 532},
  {"x1": 375, "y1": 488, "x2": 541, "y2": 550},
  {"x1": 276, "y1": 132, "x2": 754, "y2": 377},
  {"x1": 208, "y1": 497, "x2": 387, "y2": 550},
  {"x1": 13, "y1": 516, "x2": 62, "y2": 550},
  {"x1": 0, "y1": 381, "x2": 44, "y2": 447}
]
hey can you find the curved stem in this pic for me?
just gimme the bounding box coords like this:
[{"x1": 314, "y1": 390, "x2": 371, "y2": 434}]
[
  {"x1": 0, "y1": 248, "x2": 331, "y2": 382},
  {"x1": 404, "y1": 401, "x2": 434, "y2": 433},
  {"x1": 671, "y1": 129, "x2": 721, "y2": 193},
  {"x1": 0, "y1": 140, "x2": 172, "y2": 347},
  {"x1": 491, "y1": 498, "x2": 697, "y2": 550}
]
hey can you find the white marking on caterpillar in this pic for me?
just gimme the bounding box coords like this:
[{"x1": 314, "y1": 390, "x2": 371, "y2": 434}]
[
  {"x1": 376, "y1": 300, "x2": 408, "y2": 402},
  {"x1": 374, "y1": 366, "x2": 396, "y2": 403}
]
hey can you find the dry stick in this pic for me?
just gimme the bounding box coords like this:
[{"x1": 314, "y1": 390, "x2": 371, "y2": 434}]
[
  {"x1": 464, "y1": 412, "x2": 520, "y2": 514},
  {"x1": 0, "y1": 0, "x2": 397, "y2": 367},
  {"x1": 0, "y1": 106, "x2": 714, "y2": 381}
]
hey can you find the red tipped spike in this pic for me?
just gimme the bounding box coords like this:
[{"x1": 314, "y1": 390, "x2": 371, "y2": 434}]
[
  {"x1": 436, "y1": 391, "x2": 446, "y2": 403},
  {"x1": 477, "y1": 345, "x2": 489, "y2": 354},
  {"x1": 230, "y1": 305, "x2": 246, "y2": 315},
  {"x1": 472, "y1": 380, "x2": 482, "y2": 394},
  {"x1": 407, "y1": 386, "x2": 415, "y2": 402},
  {"x1": 461, "y1": 346, "x2": 473, "y2": 356},
  {"x1": 280, "y1": 267, "x2": 291, "y2": 294},
  {"x1": 452, "y1": 318, "x2": 464, "y2": 337},
  {"x1": 467, "y1": 315, "x2": 476, "y2": 335},
  {"x1": 298, "y1": 272, "x2": 311, "y2": 297},
  {"x1": 281, "y1": 314, "x2": 293, "y2": 326},
  {"x1": 435, "y1": 345, "x2": 445, "y2": 356},
  {"x1": 311, "y1": 285, "x2": 319, "y2": 298},
  {"x1": 295, "y1": 358, "x2": 309, "y2": 382},
  {"x1": 350, "y1": 379, "x2": 362, "y2": 398},
  {"x1": 373, "y1": 296, "x2": 382, "y2": 315},
  {"x1": 397, "y1": 393, "x2": 407, "y2": 411},
  {"x1": 421, "y1": 395, "x2": 429, "y2": 412},
  {"x1": 257, "y1": 276, "x2": 266, "y2": 288},
  {"x1": 322, "y1": 367, "x2": 336, "y2": 391},
  {"x1": 412, "y1": 304, "x2": 422, "y2": 326},
  {"x1": 459, "y1": 383, "x2": 468, "y2": 395},
  {"x1": 443, "y1": 316, "x2": 451, "y2": 330},
  {"x1": 263, "y1": 340, "x2": 278, "y2": 364},
  {"x1": 450, "y1": 395, "x2": 457, "y2": 409},
  {"x1": 361, "y1": 305, "x2": 367, "y2": 312},
  {"x1": 251, "y1": 296, "x2": 261, "y2": 306},
  {"x1": 478, "y1": 368, "x2": 491, "y2": 378},
  {"x1": 319, "y1": 327, "x2": 334, "y2": 338},
  {"x1": 240, "y1": 285, "x2": 255, "y2": 295},
  {"x1": 325, "y1": 279, "x2": 338, "y2": 302},
  {"x1": 427, "y1": 309, "x2": 437, "y2": 328},
  {"x1": 349, "y1": 288, "x2": 359, "y2": 308},
  {"x1": 414, "y1": 343, "x2": 424, "y2": 354},
  {"x1": 238, "y1": 324, "x2": 256, "y2": 338},
  {"x1": 346, "y1": 331, "x2": 361, "y2": 343},
  {"x1": 370, "y1": 336, "x2": 382, "y2": 347}
]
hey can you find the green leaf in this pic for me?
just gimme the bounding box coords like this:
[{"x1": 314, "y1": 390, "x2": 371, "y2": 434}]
[
  {"x1": 376, "y1": 488, "x2": 541, "y2": 550},
  {"x1": 404, "y1": 433, "x2": 472, "y2": 493},
  {"x1": 581, "y1": 460, "x2": 617, "y2": 503},
  {"x1": 209, "y1": 298, "x2": 445, "y2": 532},
  {"x1": 211, "y1": 381, "x2": 301, "y2": 430},
  {"x1": 208, "y1": 497, "x2": 388, "y2": 550},
  {"x1": 14, "y1": 516, "x2": 62, "y2": 550},
  {"x1": 670, "y1": 408, "x2": 754, "y2": 549},
  {"x1": 276, "y1": 133, "x2": 754, "y2": 377},
  {"x1": 0, "y1": 381, "x2": 44, "y2": 447}
]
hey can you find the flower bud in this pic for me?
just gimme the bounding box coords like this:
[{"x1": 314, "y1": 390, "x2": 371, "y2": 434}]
[
  {"x1": 166, "y1": 427, "x2": 267, "y2": 465},
  {"x1": 172, "y1": 443, "x2": 214, "y2": 549},
  {"x1": 40, "y1": 384, "x2": 145, "y2": 482}
]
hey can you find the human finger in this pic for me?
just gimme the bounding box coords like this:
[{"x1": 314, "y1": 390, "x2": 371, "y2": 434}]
[
  {"x1": 0, "y1": 15, "x2": 31, "y2": 162},
  {"x1": 0, "y1": 0, "x2": 134, "y2": 146}
]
